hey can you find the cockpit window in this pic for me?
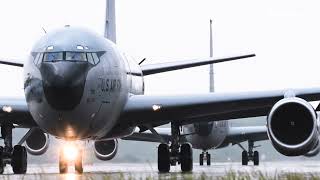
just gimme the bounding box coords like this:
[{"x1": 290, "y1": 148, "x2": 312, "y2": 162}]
[
  {"x1": 35, "y1": 53, "x2": 43, "y2": 66},
  {"x1": 66, "y1": 52, "x2": 87, "y2": 61},
  {"x1": 43, "y1": 52, "x2": 63, "y2": 62},
  {"x1": 41, "y1": 51, "x2": 103, "y2": 65},
  {"x1": 91, "y1": 53, "x2": 100, "y2": 64},
  {"x1": 86, "y1": 53, "x2": 95, "y2": 64},
  {"x1": 33, "y1": 53, "x2": 40, "y2": 64}
]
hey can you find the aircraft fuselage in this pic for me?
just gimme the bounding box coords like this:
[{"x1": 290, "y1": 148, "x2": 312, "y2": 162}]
[
  {"x1": 183, "y1": 121, "x2": 229, "y2": 150},
  {"x1": 23, "y1": 27, "x2": 144, "y2": 140}
]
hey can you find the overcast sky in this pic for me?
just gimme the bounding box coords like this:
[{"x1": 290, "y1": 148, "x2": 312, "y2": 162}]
[{"x1": 0, "y1": 0, "x2": 320, "y2": 97}]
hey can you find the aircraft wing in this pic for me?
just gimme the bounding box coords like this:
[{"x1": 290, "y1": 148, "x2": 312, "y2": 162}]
[
  {"x1": 122, "y1": 126, "x2": 268, "y2": 146},
  {"x1": 0, "y1": 98, "x2": 37, "y2": 128},
  {"x1": 0, "y1": 54, "x2": 255, "y2": 71},
  {"x1": 222, "y1": 126, "x2": 268, "y2": 146},
  {"x1": 122, "y1": 128, "x2": 171, "y2": 143},
  {"x1": 141, "y1": 54, "x2": 255, "y2": 75},
  {"x1": 120, "y1": 88, "x2": 320, "y2": 128}
]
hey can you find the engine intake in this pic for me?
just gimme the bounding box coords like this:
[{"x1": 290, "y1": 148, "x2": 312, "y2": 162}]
[
  {"x1": 267, "y1": 97, "x2": 318, "y2": 156},
  {"x1": 94, "y1": 139, "x2": 118, "y2": 160},
  {"x1": 25, "y1": 128, "x2": 50, "y2": 155}
]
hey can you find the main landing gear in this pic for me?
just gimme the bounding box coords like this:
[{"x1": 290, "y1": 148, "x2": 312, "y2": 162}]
[
  {"x1": 59, "y1": 143, "x2": 83, "y2": 174},
  {"x1": 0, "y1": 122, "x2": 28, "y2": 174},
  {"x1": 239, "y1": 141, "x2": 259, "y2": 166},
  {"x1": 158, "y1": 123, "x2": 193, "y2": 173},
  {"x1": 199, "y1": 151, "x2": 211, "y2": 166}
]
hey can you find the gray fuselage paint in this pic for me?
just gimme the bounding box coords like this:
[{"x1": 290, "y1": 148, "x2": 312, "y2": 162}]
[
  {"x1": 23, "y1": 26, "x2": 229, "y2": 151},
  {"x1": 24, "y1": 27, "x2": 143, "y2": 140}
]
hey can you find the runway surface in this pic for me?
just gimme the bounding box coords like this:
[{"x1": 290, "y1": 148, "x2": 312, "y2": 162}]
[{"x1": 1, "y1": 161, "x2": 320, "y2": 179}]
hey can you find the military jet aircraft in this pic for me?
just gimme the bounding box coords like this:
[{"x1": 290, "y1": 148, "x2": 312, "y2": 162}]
[
  {"x1": 0, "y1": 0, "x2": 319, "y2": 175},
  {"x1": 123, "y1": 19, "x2": 267, "y2": 167}
]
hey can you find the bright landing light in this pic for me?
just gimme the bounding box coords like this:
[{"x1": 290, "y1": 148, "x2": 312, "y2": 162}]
[
  {"x1": 64, "y1": 173, "x2": 77, "y2": 180},
  {"x1": 63, "y1": 144, "x2": 78, "y2": 161},
  {"x1": 2, "y1": 106, "x2": 12, "y2": 113}
]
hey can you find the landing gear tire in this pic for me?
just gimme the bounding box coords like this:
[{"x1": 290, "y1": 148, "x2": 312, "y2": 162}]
[
  {"x1": 199, "y1": 154, "x2": 204, "y2": 166},
  {"x1": 0, "y1": 147, "x2": 4, "y2": 174},
  {"x1": 0, "y1": 165, "x2": 3, "y2": 174},
  {"x1": 207, "y1": 153, "x2": 211, "y2": 166},
  {"x1": 157, "y1": 123, "x2": 193, "y2": 173},
  {"x1": 180, "y1": 143, "x2": 193, "y2": 172},
  {"x1": 242, "y1": 150, "x2": 248, "y2": 166},
  {"x1": 158, "y1": 143, "x2": 170, "y2": 173},
  {"x1": 75, "y1": 149, "x2": 83, "y2": 174},
  {"x1": 253, "y1": 151, "x2": 259, "y2": 166},
  {"x1": 11, "y1": 145, "x2": 27, "y2": 174},
  {"x1": 59, "y1": 150, "x2": 68, "y2": 174}
]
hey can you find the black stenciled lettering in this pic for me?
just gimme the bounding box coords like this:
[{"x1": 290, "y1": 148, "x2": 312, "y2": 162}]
[
  {"x1": 106, "y1": 79, "x2": 110, "y2": 91},
  {"x1": 109, "y1": 79, "x2": 113, "y2": 91},
  {"x1": 98, "y1": 78, "x2": 122, "y2": 93},
  {"x1": 112, "y1": 79, "x2": 117, "y2": 90},
  {"x1": 117, "y1": 80, "x2": 121, "y2": 89},
  {"x1": 97, "y1": 78, "x2": 104, "y2": 92}
]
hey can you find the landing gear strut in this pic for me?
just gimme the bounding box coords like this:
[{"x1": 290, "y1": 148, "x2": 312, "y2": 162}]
[
  {"x1": 158, "y1": 123, "x2": 193, "y2": 173},
  {"x1": 0, "y1": 122, "x2": 28, "y2": 174},
  {"x1": 199, "y1": 151, "x2": 211, "y2": 166},
  {"x1": 240, "y1": 141, "x2": 259, "y2": 166}
]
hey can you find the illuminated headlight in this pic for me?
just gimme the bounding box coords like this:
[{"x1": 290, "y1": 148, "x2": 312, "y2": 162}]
[
  {"x1": 2, "y1": 106, "x2": 12, "y2": 113},
  {"x1": 152, "y1": 104, "x2": 162, "y2": 111},
  {"x1": 63, "y1": 144, "x2": 78, "y2": 161}
]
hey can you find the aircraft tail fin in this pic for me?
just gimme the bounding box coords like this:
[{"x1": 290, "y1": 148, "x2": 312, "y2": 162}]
[
  {"x1": 104, "y1": 0, "x2": 117, "y2": 43},
  {"x1": 209, "y1": 19, "x2": 214, "y2": 93}
]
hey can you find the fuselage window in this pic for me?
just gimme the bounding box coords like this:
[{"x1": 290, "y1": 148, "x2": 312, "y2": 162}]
[
  {"x1": 66, "y1": 52, "x2": 87, "y2": 61},
  {"x1": 43, "y1": 52, "x2": 63, "y2": 62}
]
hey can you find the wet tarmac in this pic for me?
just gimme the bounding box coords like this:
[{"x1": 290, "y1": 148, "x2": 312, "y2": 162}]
[{"x1": 1, "y1": 161, "x2": 320, "y2": 179}]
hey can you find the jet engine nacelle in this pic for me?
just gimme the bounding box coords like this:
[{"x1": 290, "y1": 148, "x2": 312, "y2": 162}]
[
  {"x1": 304, "y1": 141, "x2": 320, "y2": 157},
  {"x1": 25, "y1": 128, "x2": 50, "y2": 155},
  {"x1": 94, "y1": 139, "x2": 118, "y2": 160},
  {"x1": 267, "y1": 97, "x2": 319, "y2": 156}
]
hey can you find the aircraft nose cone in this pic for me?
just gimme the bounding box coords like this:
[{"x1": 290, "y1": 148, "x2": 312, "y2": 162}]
[{"x1": 40, "y1": 61, "x2": 90, "y2": 110}]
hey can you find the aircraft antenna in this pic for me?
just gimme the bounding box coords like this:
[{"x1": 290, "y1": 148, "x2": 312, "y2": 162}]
[
  {"x1": 42, "y1": 27, "x2": 47, "y2": 34},
  {"x1": 138, "y1": 58, "x2": 147, "y2": 65}
]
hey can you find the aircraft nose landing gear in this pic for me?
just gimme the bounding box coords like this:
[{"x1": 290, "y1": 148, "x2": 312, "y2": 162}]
[{"x1": 59, "y1": 143, "x2": 83, "y2": 174}]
